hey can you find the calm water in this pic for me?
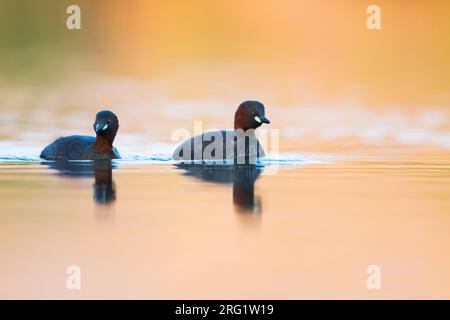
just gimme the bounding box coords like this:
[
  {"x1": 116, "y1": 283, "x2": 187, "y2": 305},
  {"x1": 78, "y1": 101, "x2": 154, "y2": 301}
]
[
  {"x1": 0, "y1": 150, "x2": 449, "y2": 299},
  {"x1": 0, "y1": 78, "x2": 449, "y2": 299}
]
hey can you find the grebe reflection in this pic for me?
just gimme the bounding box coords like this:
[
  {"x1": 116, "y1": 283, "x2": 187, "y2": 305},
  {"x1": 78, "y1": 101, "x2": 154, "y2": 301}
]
[
  {"x1": 43, "y1": 160, "x2": 116, "y2": 205},
  {"x1": 175, "y1": 164, "x2": 263, "y2": 214}
]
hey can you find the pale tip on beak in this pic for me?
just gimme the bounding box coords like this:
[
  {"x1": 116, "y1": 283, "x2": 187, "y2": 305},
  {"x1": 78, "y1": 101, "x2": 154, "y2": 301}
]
[{"x1": 95, "y1": 123, "x2": 108, "y2": 133}]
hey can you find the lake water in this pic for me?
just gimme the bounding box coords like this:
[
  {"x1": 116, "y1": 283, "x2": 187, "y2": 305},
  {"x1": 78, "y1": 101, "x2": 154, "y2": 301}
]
[
  {"x1": 1, "y1": 147, "x2": 449, "y2": 299},
  {"x1": 1, "y1": 80, "x2": 450, "y2": 299}
]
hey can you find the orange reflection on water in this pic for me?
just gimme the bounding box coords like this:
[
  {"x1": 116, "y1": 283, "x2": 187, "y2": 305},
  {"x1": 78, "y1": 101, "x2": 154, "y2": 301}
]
[{"x1": 0, "y1": 154, "x2": 449, "y2": 299}]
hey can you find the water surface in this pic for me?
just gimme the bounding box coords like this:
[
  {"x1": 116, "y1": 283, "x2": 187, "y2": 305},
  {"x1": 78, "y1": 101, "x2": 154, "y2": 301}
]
[{"x1": 1, "y1": 151, "x2": 449, "y2": 299}]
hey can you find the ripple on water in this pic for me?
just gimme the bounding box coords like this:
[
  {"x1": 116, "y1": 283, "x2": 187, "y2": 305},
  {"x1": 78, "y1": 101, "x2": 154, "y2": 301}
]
[
  {"x1": 0, "y1": 153, "x2": 326, "y2": 168},
  {"x1": 0, "y1": 142, "x2": 331, "y2": 166}
]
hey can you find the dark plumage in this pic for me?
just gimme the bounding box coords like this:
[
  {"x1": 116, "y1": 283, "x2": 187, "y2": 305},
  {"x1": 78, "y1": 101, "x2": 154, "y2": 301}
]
[
  {"x1": 172, "y1": 101, "x2": 270, "y2": 162},
  {"x1": 40, "y1": 110, "x2": 120, "y2": 160}
]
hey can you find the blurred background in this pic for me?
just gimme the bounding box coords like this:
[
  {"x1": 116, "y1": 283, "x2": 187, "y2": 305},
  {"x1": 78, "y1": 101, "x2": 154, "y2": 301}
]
[{"x1": 0, "y1": 0, "x2": 449, "y2": 157}]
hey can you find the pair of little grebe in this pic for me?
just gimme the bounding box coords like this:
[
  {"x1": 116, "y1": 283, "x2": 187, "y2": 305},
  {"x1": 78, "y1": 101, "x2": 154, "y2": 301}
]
[{"x1": 40, "y1": 101, "x2": 270, "y2": 161}]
